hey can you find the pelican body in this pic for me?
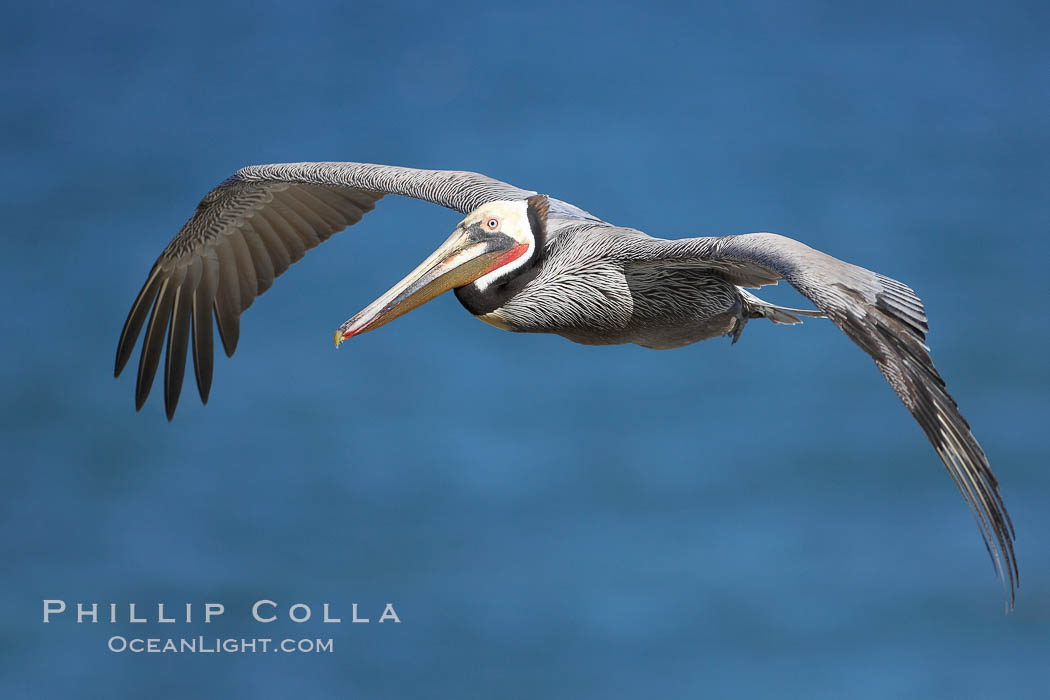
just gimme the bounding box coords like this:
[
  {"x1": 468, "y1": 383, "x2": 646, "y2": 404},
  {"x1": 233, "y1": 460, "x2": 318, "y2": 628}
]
[{"x1": 115, "y1": 162, "x2": 1017, "y2": 606}]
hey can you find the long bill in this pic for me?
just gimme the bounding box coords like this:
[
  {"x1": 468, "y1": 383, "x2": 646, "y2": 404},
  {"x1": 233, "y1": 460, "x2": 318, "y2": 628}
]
[{"x1": 334, "y1": 226, "x2": 526, "y2": 346}]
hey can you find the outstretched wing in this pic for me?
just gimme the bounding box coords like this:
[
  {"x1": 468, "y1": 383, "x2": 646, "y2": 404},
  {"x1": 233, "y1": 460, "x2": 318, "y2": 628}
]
[
  {"x1": 650, "y1": 232, "x2": 1017, "y2": 607},
  {"x1": 115, "y1": 162, "x2": 601, "y2": 420}
]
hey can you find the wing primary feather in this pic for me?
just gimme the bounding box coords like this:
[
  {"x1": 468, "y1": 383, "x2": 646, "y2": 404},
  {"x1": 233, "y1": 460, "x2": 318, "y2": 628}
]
[
  {"x1": 213, "y1": 237, "x2": 242, "y2": 357},
  {"x1": 192, "y1": 256, "x2": 219, "y2": 404},
  {"x1": 240, "y1": 226, "x2": 275, "y2": 295},
  {"x1": 213, "y1": 297, "x2": 240, "y2": 358},
  {"x1": 163, "y1": 260, "x2": 200, "y2": 420},
  {"x1": 213, "y1": 237, "x2": 242, "y2": 314},
  {"x1": 115, "y1": 266, "x2": 163, "y2": 377},
  {"x1": 226, "y1": 232, "x2": 258, "y2": 308},
  {"x1": 135, "y1": 267, "x2": 184, "y2": 411}
]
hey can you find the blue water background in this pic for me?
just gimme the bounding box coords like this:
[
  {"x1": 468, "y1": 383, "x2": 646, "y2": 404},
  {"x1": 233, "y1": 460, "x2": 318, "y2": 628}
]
[{"x1": 2, "y1": 1, "x2": 1048, "y2": 697}]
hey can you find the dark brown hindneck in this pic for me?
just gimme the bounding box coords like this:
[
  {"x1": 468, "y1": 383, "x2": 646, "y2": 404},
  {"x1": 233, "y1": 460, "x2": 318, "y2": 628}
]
[{"x1": 454, "y1": 194, "x2": 549, "y2": 315}]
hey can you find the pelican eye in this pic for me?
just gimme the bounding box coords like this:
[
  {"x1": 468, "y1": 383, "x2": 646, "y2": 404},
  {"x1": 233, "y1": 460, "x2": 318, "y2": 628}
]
[{"x1": 484, "y1": 217, "x2": 500, "y2": 231}]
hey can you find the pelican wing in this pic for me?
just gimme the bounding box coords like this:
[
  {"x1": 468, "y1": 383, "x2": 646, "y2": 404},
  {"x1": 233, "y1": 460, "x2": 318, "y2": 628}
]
[
  {"x1": 115, "y1": 162, "x2": 600, "y2": 419},
  {"x1": 649, "y1": 232, "x2": 1016, "y2": 606}
]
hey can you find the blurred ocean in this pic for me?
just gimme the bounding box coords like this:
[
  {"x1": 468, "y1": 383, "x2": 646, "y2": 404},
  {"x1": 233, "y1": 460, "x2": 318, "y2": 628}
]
[{"x1": 2, "y1": 1, "x2": 1048, "y2": 697}]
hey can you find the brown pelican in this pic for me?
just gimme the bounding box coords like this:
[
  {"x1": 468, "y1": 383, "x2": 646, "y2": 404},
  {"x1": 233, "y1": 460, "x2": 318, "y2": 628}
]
[{"x1": 114, "y1": 162, "x2": 1017, "y2": 605}]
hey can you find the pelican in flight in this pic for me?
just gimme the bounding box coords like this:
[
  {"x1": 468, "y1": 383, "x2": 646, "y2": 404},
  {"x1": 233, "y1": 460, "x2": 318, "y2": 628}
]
[{"x1": 115, "y1": 162, "x2": 1016, "y2": 605}]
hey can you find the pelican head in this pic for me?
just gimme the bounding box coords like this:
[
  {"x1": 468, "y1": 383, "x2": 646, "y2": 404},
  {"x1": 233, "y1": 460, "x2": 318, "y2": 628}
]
[{"x1": 335, "y1": 194, "x2": 548, "y2": 345}]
